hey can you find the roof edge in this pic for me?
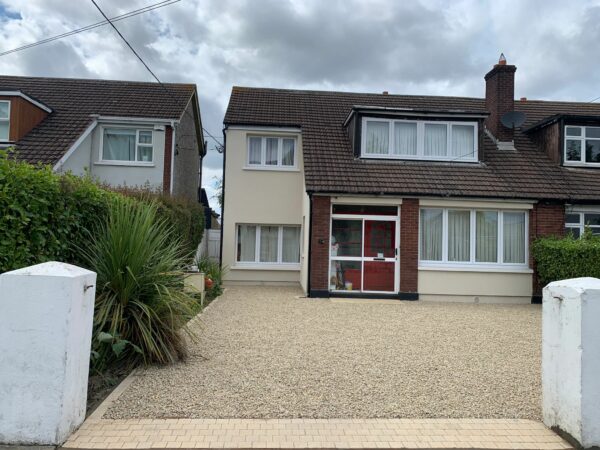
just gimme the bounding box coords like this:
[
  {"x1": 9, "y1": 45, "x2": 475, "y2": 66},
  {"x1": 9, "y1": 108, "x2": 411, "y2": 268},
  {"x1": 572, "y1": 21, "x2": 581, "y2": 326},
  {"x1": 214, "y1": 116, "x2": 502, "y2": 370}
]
[{"x1": 0, "y1": 90, "x2": 52, "y2": 113}]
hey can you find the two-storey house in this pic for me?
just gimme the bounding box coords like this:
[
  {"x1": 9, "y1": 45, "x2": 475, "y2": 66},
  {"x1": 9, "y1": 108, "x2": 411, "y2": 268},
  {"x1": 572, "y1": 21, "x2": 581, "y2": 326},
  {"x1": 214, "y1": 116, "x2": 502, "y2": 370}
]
[
  {"x1": 0, "y1": 75, "x2": 206, "y2": 202},
  {"x1": 221, "y1": 57, "x2": 600, "y2": 303}
]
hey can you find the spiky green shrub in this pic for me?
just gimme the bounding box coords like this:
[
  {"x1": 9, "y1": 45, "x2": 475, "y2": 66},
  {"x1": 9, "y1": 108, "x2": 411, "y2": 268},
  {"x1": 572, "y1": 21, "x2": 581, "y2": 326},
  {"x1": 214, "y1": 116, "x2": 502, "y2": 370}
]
[{"x1": 81, "y1": 197, "x2": 197, "y2": 368}]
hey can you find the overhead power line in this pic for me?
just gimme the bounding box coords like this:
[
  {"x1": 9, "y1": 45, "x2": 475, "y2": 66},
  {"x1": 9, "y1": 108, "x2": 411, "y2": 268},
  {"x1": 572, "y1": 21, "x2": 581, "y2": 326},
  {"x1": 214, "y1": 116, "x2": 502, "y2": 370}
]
[
  {"x1": 88, "y1": 0, "x2": 224, "y2": 152},
  {"x1": 0, "y1": 0, "x2": 181, "y2": 57}
]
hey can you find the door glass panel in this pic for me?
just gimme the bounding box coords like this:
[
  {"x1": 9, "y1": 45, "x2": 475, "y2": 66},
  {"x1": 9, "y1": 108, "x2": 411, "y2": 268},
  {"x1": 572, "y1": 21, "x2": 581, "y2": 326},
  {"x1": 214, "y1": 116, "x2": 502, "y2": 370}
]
[
  {"x1": 331, "y1": 219, "x2": 362, "y2": 257},
  {"x1": 332, "y1": 204, "x2": 397, "y2": 215},
  {"x1": 363, "y1": 262, "x2": 395, "y2": 292},
  {"x1": 364, "y1": 220, "x2": 395, "y2": 258},
  {"x1": 330, "y1": 260, "x2": 362, "y2": 291}
]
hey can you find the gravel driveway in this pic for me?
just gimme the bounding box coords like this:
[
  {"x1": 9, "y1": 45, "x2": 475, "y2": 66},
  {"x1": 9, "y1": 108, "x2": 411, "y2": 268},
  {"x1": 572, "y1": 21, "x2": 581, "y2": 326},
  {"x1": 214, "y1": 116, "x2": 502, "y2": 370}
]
[{"x1": 105, "y1": 286, "x2": 541, "y2": 420}]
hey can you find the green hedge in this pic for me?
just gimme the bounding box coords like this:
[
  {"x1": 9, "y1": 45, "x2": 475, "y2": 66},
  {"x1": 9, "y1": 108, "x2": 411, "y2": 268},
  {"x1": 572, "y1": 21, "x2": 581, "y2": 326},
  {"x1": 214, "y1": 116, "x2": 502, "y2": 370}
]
[
  {"x1": 532, "y1": 231, "x2": 600, "y2": 286},
  {"x1": 0, "y1": 152, "x2": 204, "y2": 273}
]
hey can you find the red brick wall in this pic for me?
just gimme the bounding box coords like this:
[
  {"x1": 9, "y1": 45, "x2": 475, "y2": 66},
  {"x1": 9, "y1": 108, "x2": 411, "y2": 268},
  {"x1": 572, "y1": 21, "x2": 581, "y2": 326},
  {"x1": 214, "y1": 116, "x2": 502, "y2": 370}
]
[
  {"x1": 485, "y1": 64, "x2": 516, "y2": 142},
  {"x1": 309, "y1": 196, "x2": 331, "y2": 294},
  {"x1": 400, "y1": 199, "x2": 419, "y2": 294},
  {"x1": 530, "y1": 203, "x2": 566, "y2": 296},
  {"x1": 163, "y1": 125, "x2": 173, "y2": 194}
]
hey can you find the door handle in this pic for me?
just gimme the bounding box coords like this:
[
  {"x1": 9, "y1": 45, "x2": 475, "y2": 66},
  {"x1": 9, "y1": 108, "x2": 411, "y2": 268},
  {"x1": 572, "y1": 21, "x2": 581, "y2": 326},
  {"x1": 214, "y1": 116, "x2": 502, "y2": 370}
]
[{"x1": 373, "y1": 257, "x2": 385, "y2": 261}]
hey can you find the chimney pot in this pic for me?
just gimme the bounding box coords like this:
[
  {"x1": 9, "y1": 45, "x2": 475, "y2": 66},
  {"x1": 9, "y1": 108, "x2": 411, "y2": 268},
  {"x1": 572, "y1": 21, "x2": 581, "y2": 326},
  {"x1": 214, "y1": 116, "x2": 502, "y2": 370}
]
[
  {"x1": 382, "y1": 91, "x2": 389, "y2": 95},
  {"x1": 498, "y1": 53, "x2": 507, "y2": 65},
  {"x1": 520, "y1": 97, "x2": 527, "y2": 102}
]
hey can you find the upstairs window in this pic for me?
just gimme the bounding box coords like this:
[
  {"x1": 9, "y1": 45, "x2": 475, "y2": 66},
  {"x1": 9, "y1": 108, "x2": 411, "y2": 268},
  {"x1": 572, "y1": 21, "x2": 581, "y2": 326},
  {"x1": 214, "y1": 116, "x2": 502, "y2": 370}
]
[
  {"x1": 247, "y1": 136, "x2": 296, "y2": 169},
  {"x1": 565, "y1": 126, "x2": 600, "y2": 165},
  {"x1": 0, "y1": 100, "x2": 10, "y2": 141},
  {"x1": 362, "y1": 118, "x2": 477, "y2": 162},
  {"x1": 102, "y1": 128, "x2": 154, "y2": 163}
]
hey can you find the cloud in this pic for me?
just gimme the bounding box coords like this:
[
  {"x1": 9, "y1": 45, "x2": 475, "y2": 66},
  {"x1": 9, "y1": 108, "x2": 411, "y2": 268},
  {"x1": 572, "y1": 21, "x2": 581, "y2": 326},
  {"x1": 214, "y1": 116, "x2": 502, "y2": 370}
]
[{"x1": 1, "y1": 0, "x2": 600, "y2": 199}]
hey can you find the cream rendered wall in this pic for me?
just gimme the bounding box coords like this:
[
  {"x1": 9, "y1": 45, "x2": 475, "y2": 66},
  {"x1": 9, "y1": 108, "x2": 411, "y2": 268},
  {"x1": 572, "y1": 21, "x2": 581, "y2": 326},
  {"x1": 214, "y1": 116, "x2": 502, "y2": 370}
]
[
  {"x1": 418, "y1": 270, "x2": 532, "y2": 303},
  {"x1": 222, "y1": 128, "x2": 304, "y2": 286},
  {"x1": 299, "y1": 180, "x2": 310, "y2": 293},
  {"x1": 58, "y1": 123, "x2": 166, "y2": 190}
]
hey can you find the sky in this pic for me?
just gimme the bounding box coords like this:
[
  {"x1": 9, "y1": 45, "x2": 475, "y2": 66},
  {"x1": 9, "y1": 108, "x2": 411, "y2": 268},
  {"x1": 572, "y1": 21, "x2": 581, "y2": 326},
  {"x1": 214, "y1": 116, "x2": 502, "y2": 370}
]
[{"x1": 2, "y1": 0, "x2": 600, "y2": 210}]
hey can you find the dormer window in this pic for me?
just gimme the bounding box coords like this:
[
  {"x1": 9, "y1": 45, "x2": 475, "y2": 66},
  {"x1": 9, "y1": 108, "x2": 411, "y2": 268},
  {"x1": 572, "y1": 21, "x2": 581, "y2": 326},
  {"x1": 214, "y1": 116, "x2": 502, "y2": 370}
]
[
  {"x1": 361, "y1": 117, "x2": 477, "y2": 162},
  {"x1": 565, "y1": 126, "x2": 600, "y2": 165},
  {"x1": 0, "y1": 100, "x2": 10, "y2": 141}
]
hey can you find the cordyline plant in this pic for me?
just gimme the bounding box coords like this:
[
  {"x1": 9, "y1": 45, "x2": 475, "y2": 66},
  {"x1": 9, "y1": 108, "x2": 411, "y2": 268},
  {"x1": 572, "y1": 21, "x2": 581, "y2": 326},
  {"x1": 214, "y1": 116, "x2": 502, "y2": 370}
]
[{"x1": 80, "y1": 197, "x2": 197, "y2": 369}]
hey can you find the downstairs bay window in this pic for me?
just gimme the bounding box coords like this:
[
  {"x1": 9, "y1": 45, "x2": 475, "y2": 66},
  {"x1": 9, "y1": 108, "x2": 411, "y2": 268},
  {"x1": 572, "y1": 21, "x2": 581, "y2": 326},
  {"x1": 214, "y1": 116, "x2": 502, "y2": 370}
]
[
  {"x1": 419, "y1": 208, "x2": 528, "y2": 268},
  {"x1": 236, "y1": 224, "x2": 301, "y2": 266}
]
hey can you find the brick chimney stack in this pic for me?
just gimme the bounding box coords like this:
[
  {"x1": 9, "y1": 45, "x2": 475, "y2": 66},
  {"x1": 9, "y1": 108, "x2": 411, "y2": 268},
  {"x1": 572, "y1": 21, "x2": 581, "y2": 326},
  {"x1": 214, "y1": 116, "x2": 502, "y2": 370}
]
[{"x1": 485, "y1": 53, "x2": 516, "y2": 142}]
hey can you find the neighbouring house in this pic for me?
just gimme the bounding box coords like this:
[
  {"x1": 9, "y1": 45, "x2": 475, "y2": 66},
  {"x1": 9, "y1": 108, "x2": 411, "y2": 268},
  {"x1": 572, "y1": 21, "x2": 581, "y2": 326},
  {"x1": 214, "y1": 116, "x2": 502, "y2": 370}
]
[
  {"x1": 0, "y1": 75, "x2": 206, "y2": 201},
  {"x1": 221, "y1": 56, "x2": 600, "y2": 303},
  {"x1": 200, "y1": 188, "x2": 221, "y2": 230}
]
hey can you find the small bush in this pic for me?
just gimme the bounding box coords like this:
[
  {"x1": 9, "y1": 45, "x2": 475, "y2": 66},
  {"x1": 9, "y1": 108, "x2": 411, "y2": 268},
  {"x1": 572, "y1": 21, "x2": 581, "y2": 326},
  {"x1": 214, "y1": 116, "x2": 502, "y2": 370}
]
[
  {"x1": 196, "y1": 256, "x2": 226, "y2": 301},
  {"x1": 532, "y1": 230, "x2": 600, "y2": 286},
  {"x1": 81, "y1": 198, "x2": 197, "y2": 369}
]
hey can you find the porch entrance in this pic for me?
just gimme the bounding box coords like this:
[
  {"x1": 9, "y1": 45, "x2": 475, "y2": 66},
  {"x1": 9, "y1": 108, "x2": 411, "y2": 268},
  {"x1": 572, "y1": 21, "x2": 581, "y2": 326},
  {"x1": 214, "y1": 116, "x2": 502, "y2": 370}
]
[{"x1": 329, "y1": 204, "x2": 399, "y2": 294}]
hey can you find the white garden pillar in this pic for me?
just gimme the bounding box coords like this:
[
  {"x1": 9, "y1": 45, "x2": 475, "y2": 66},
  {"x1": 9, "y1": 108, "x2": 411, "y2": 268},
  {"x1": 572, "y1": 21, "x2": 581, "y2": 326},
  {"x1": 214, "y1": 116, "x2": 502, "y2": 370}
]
[
  {"x1": 0, "y1": 262, "x2": 96, "y2": 445},
  {"x1": 542, "y1": 277, "x2": 600, "y2": 449}
]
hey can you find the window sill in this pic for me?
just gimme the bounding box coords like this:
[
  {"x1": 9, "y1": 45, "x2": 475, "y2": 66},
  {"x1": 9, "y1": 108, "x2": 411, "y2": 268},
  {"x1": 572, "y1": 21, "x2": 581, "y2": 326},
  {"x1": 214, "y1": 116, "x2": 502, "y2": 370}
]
[
  {"x1": 419, "y1": 264, "x2": 533, "y2": 274},
  {"x1": 564, "y1": 162, "x2": 600, "y2": 168},
  {"x1": 95, "y1": 161, "x2": 155, "y2": 167},
  {"x1": 243, "y1": 166, "x2": 300, "y2": 172},
  {"x1": 232, "y1": 264, "x2": 301, "y2": 271},
  {"x1": 360, "y1": 154, "x2": 478, "y2": 163}
]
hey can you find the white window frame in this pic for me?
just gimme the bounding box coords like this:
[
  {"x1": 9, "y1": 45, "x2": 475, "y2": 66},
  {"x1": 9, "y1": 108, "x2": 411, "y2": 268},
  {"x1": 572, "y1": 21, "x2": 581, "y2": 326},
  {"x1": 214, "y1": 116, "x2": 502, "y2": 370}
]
[
  {"x1": 235, "y1": 224, "x2": 301, "y2": 268},
  {"x1": 564, "y1": 125, "x2": 600, "y2": 166},
  {"x1": 565, "y1": 208, "x2": 600, "y2": 237},
  {"x1": 0, "y1": 100, "x2": 10, "y2": 142},
  {"x1": 360, "y1": 117, "x2": 478, "y2": 162},
  {"x1": 245, "y1": 135, "x2": 298, "y2": 170},
  {"x1": 418, "y1": 208, "x2": 529, "y2": 271},
  {"x1": 99, "y1": 125, "x2": 155, "y2": 165}
]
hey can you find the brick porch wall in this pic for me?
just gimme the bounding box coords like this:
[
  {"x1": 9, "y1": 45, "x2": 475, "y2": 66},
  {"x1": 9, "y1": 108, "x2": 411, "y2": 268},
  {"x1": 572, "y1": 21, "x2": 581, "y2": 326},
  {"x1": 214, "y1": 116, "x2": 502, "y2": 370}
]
[
  {"x1": 400, "y1": 199, "x2": 419, "y2": 297},
  {"x1": 309, "y1": 196, "x2": 331, "y2": 296},
  {"x1": 530, "y1": 202, "x2": 566, "y2": 298},
  {"x1": 163, "y1": 125, "x2": 173, "y2": 194}
]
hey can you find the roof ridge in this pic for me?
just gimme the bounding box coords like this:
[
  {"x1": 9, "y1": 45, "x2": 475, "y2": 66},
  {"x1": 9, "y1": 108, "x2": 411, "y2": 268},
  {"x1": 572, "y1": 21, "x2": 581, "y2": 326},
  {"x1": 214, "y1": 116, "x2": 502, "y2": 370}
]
[{"x1": 0, "y1": 74, "x2": 196, "y2": 89}]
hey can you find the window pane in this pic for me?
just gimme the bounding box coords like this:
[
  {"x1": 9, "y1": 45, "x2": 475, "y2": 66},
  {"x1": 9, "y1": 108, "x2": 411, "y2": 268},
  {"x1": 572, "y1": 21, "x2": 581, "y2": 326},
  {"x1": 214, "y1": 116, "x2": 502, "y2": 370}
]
[
  {"x1": 566, "y1": 127, "x2": 582, "y2": 137},
  {"x1": 586, "y1": 140, "x2": 600, "y2": 163},
  {"x1": 451, "y1": 124, "x2": 474, "y2": 158},
  {"x1": 136, "y1": 145, "x2": 153, "y2": 162},
  {"x1": 259, "y1": 226, "x2": 279, "y2": 262},
  {"x1": 0, "y1": 101, "x2": 8, "y2": 119},
  {"x1": 476, "y1": 211, "x2": 498, "y2": 263},
  {"x1": 248, "y1": 137, "x2": 262, "y2": 164},
  {"x1": 103, "y1": 128, "x2": 135, "y2": 161},
  {"x1": 566, "y1": 140, "x2": 581, "y2": 161},
  {"x1": 586, "y1": 127, "x2": 600, "y2": 138},
  {"x1": 420, "y1": 209, "x2": 443, "y2": 261},
  {"x1": 364, "y1": 220, "x2": 395, "y2": 258},
  {"x1": 424, "y1": 123, "x2": 447, "y2": 157},
  {"x1": 583, "y1": 213, "x2": 600, "y2": 226},
  {"x1": 138, "y1": 130, "x2": 152, "y2": 144},
  {"x1": 266, "y1": 138, "x2": 278, "y2": 165},
  {"x1": 332, "y1": 204, "x2": 397, "y2": 215},
  {"x1": 393, "y1": 122, "x2": 417, "y2": 155},
  {"x1": 282, "y1": 226, "x2": 300, "y2": 263},
  {"x1": 448, "y1": 210, "x2": 470, "y2": 262},
  {"x1": 503, "y1": 212, "x2": 526, "y2": 264},
  {"x1": 282, "y1": 139, "x2": 295, "y2": 166},
  {"x1": 330, "y1": 260, "x2": 361, "y2": 291},
  {"x1": 237, "y1": 225, "x2": 256, "y2": 262},
  {"x1": 565, "y1": 213, "x2": 580, "y2": 224},
  {"x1": 0, "y1": 122, "x2": 8, "y2": 141},
  {"x1": 567, "y1": 227, "x2": 581, "y2": 239},
  {"x1": 331, "y1": 219, "x2": 362, "y2": 257},
  {"x1": 365, "y1": 121, "x2": 389, "y2": 154}
]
